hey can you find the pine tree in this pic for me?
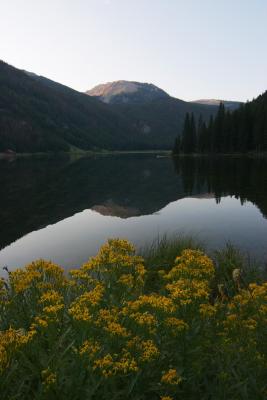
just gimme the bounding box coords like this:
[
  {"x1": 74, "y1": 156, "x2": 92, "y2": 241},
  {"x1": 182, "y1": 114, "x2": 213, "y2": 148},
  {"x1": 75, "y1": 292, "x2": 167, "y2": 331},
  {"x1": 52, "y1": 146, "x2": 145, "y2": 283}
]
[
  {"x1": 173, "y1": 90, "x2": 267, "y2": 155},
  {"x1": 172, "y1": 135, "x2": 181, "y2": 155},
  {"x1": 190, "y1": 113, "x2": 197, "y2": 153},
  {"x1": 197, "y1": 115, "x2": 208, "y2": 153},
  {"x1": 207, "y1": 116, "x2": 214, "y2": 153},
  {"x1": 182, "y1": 113, "x2": 191, "y2": 153},
  {"x1": 213, "y1": 102, "x2": 225, "y2": 153}
]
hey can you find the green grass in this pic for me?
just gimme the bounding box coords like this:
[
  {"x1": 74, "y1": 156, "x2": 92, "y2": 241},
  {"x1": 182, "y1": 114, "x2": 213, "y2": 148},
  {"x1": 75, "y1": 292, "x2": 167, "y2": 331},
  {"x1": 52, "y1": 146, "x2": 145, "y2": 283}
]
[{"x1": 142, "y1": 235, "x2": 203, "y2": 292}]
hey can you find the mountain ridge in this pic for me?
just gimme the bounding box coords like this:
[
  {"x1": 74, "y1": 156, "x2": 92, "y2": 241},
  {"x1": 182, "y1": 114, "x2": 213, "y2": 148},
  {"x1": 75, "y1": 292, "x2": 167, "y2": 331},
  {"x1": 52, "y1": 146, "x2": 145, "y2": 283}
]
[
  {"x1": 0, "y1": 61, "x2": 145, "y2": 152},
  {"x1": 0, "y1": 61, "x2": 241, "y2": 153},
  {"x1": 86, "y1": 80, "x2": 241, "y2": 109}
]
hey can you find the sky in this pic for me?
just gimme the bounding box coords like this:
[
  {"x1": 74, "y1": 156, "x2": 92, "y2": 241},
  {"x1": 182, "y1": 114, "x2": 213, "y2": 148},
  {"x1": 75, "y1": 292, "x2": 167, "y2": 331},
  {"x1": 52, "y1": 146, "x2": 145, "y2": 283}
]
[{"x1": 0, "y1": 0, "x2": 267, "y2": 102}]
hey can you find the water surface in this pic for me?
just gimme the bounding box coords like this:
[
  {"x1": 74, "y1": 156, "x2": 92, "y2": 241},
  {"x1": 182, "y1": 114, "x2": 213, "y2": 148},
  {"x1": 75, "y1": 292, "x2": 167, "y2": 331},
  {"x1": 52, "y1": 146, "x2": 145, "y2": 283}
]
[{"x1": 1, "y1": 155, "x2": 267, "y2": 273}]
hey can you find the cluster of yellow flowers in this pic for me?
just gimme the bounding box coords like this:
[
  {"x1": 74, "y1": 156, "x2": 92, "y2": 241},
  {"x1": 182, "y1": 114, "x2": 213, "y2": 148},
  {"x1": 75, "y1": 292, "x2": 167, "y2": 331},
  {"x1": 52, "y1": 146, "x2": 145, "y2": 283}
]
[
  {"x1": 1, "y1": 239, "x2": 267, "y2": 399},
  {"x1": 127, "y1": 294, "x2": 176, "y2": 313},
  {"x1": 68, "y1": 283, "x2": 105, "y2": 322},
  {"x1": 164, "y1": 317, "x2": 189, "y2": 333},
  {"x1": 129, "y1": 311, "x2": 157, "y2": 328},
  {"x1": 166, "y1": 249, "x2": 215, "y2": 281},
  {"x1": 79, "y1": 339, "x2": 101, "y2": 358},
  {"x1": 41, "y1": 368, "x2": 57, "y2": 389},
  {"x1": 222, "y1": 282, "x2": 267, "y2": 339},
  {"x1": 0, "y1": 328, "x2": 34, "y2": 373},
  {"x1": 93, "y1": 350, "x2": 138, "y2": 377},
  {"x1": 9, "y1": 259, "x2": 65, "y2": 294},
  {"x1": 161, "y1": 368, "x2": 183, "y2": 385},
  {"x1": 163, "y1": 250, "x2": 215, "y2": 308}
]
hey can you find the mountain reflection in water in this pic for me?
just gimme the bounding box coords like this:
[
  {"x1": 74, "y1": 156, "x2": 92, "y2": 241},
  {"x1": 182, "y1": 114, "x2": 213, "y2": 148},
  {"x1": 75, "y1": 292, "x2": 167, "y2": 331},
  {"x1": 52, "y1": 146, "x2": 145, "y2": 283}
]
[{"x1": 1, "y1": 154, "x2": 267, "y2": 271}]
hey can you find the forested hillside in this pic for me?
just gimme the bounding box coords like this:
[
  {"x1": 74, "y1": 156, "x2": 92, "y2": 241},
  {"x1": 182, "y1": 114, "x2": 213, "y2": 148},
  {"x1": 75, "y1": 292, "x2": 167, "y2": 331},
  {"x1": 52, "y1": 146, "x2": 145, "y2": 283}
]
[
  {"x1": 0, "y1": 61, "x2": 225, "y2": 153},
  {"x1": 0, "y1": 61, "x2": 141, "y2": 152},
  {"x1": 174, "y1": 92, "x2": 267, "y2": 154},
  {"x1": 110, "y1": 97, "x2": 217, "y2": 149},
  {"x1": 87, "y1": 80, "x2": 219, "y2": 149}
]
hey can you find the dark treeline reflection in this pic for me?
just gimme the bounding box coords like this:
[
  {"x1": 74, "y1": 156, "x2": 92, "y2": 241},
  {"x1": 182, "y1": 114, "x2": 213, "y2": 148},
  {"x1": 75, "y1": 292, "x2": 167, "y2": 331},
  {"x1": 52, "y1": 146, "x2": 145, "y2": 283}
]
[
  {"x1": 173, "y1": 156, "x2": 267, "y2": 213},
  {"x1": 1, "y1": 155, "x2": 267, "y2": 251}
]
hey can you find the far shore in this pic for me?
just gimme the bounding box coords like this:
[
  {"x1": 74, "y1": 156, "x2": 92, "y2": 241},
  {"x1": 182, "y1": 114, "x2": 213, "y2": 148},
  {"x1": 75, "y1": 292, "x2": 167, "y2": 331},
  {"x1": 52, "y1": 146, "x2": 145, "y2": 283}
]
[
  {"x1": 2, "y1": 150, "x2": 267, "y2": 160},
  {"x1": 0, "y1": 149, "x2": 171, "y2": 159}
]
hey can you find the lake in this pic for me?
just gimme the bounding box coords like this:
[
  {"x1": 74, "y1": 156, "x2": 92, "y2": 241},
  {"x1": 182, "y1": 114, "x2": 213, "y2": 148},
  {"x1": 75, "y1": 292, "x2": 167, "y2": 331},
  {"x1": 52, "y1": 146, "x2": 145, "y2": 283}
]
[{"x1": 1, "y1": 154, "x2": 267, "y2": 274}]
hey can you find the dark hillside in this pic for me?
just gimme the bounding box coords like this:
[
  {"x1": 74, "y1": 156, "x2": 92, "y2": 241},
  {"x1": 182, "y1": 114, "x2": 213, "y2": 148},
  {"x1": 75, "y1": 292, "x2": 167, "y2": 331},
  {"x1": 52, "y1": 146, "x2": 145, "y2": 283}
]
[{"x1": 0, "y1": 61, "x2": 140, "y2": 152}]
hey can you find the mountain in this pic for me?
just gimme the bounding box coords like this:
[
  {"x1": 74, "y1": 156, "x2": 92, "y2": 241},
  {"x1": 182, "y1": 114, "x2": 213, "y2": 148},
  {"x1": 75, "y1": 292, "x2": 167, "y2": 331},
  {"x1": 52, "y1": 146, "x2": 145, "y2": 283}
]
[
  {"x1": 87, "y1": 80, "x2": 219, "y2": 149},
  {"x1": 0, "y1": 61, "x2": 144, "y2": 153},
  {"x1": 0, "y1": 62, "x2": 224, "y2": 153},
  {"x1": 192, "y1": 99, "x2": 242, "y2": 110},
  {"x1": 111, "y1": 97, "x2": 219, "y2": 148},
  {"x1": 86, "y1": 80, "x2": 170, "y2": 104}
]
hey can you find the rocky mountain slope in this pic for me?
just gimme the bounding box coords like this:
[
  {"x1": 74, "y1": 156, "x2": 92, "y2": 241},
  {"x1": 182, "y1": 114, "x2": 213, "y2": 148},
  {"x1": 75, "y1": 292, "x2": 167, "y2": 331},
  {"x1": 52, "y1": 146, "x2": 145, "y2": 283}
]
[{"x1": 87, "y1": 80, "x2": 170, "y2": 104}]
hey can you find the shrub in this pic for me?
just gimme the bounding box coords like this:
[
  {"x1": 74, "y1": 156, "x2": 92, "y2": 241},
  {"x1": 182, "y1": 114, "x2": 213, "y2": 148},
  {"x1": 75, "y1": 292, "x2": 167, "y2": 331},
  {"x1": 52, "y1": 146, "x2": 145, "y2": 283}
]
[{"x1": 0, "y1": 239, "x2": 266, "y2": 399}]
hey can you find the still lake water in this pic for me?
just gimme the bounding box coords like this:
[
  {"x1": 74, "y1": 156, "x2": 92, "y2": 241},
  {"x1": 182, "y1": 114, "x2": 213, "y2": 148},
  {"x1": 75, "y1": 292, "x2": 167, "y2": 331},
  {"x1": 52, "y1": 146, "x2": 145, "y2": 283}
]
[{"x1": 1, "y1": 154, "x2": 267, "y2": 274}]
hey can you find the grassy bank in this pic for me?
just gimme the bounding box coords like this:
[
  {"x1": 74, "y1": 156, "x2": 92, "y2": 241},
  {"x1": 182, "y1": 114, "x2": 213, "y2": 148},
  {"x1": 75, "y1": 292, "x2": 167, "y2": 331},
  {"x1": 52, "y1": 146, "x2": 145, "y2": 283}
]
[{"x1": 1, "y1": 238, "x2": 267, "y2": 399}]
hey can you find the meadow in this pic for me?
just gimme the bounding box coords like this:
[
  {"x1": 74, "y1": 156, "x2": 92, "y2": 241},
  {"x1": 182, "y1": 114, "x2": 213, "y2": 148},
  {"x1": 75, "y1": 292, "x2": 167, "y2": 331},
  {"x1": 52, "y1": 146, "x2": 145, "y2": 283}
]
[{"x1": 0, "y1": 238, "x2": 267, "y2": 399}]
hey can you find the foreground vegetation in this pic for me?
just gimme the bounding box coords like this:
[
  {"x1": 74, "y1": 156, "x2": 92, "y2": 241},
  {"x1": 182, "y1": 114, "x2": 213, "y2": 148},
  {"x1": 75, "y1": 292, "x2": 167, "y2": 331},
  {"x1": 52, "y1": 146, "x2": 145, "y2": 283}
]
[{"x1": 1, "y1": 238, "x2": 267, "y2": 399}]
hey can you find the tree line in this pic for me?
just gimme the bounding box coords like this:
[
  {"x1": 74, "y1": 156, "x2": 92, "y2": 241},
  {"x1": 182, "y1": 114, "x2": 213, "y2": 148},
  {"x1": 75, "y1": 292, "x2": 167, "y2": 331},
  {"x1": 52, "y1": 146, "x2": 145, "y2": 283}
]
[{"x1": 173, "y1": 91, "x2": 267, "y2": 154}]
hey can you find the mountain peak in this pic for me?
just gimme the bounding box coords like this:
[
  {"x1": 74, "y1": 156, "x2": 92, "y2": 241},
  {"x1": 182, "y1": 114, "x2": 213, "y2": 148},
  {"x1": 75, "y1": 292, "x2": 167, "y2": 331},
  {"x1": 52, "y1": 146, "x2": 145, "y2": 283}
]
[{"x1": 86, "y1": 80, "x2": 170, "y2": 104}]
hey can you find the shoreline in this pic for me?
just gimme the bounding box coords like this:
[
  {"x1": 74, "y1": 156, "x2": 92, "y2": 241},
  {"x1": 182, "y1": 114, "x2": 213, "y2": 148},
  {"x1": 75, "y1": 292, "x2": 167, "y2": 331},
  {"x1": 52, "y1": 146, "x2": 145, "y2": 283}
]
[
  {"x1": 0, "y1": 149, "x2": 171, "y2": 159},
  {"x1": 172, "y1": 152, "x2": 267, "y2": 158},
  {"x1": 1, "y1": 150, "x2": 267, "y2": 159}
]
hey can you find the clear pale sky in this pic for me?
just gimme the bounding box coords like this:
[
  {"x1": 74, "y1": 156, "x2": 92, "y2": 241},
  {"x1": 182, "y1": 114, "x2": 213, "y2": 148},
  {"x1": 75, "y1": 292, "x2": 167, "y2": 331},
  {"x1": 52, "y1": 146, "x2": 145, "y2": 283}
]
[{"x1": 1, "y1": 0, "x2": 266, "y2": 101}]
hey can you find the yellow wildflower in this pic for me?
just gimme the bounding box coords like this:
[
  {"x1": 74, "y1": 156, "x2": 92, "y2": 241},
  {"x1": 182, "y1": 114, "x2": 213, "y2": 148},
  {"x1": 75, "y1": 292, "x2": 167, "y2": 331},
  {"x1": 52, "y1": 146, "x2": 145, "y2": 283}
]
[
  {"x1": 39, "y1": 290, "x2": 63, "y2": 305},
  {"x1": 9, "y1": 260, "x2": 64, "y2": 294},
  {"x1": 79, "y1": 339, "x2": 101, "y2": 358},
  {"x1": 226, "y1": 314, "x2": 238, "y2": 322},
  {"x1": 130, "y1": 311, "x2": 157, "y2": 327},
  {"x1": 127, "y1": 336, "x2": 159, "y2": 362},
  {"x1": 140, "y1": 339, "x2": 159, "y2": 362},
  {"x1": 43, "y1": 304, "x2": 64, "y2": 315},
  {"x1": 104, "y1": 321, "x2": 129, "y2": 337},
  {"x1": 68, "y1": 284, "x2": 104, "y2": 322},
  {"x1": 167, "y1": 250, "x2": 214, "y2": 282},
  {"x1": 199, "y1": 303, "x2": 217, "y2": 318},
  {"x1": 0, "y1": 328, "x2": 34, "y2": 372},
  {"x1": 41, "y1": 368, "x2": 56, "y2": 388},
  {"x1": 9, "y1": 269, "x2": 41, "y2": 293},
  {"x1": 93, "y1": 354, "x2": 114, "y2": 377},
  {"x1": 31, "y1": 316, "x2": 49, "y2": 329},
  {"x1": 161, "y1": 369, "x2": 182, "y2": 385},
  {"x1": 128, "y1": 294, "x2": 176, "y2": 313},
  {"x1": 96, "y1": 308, "x2": 119, "y2": 325},
  {"x1": 166, "y1": 279, "x2": 210, "y2": 303},
  {"x1": 118, "y1": 274, "x2": 134, "y2": 288},
  {"x1": 242, "y1": 318, "x2": 257, "y2": 330},
  {"x1": 93, "y1": 351, "x2": 138, "y2": 377},
  {"x1": 165, "y1": 317, "x2": 189, "y2": 333}
]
